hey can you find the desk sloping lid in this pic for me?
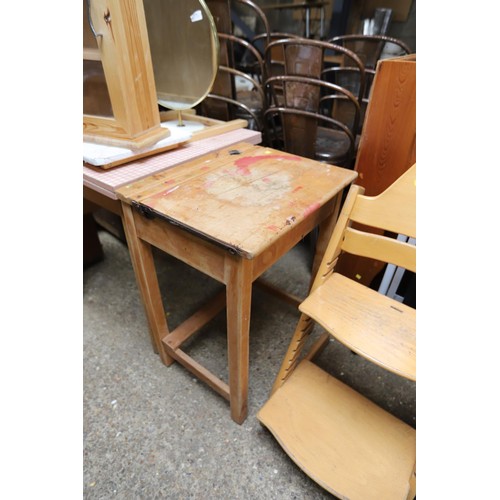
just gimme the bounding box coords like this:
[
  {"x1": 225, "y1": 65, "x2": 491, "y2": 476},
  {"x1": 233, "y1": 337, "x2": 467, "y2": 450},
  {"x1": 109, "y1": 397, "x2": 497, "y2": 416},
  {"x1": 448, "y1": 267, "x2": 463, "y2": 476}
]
[{"x1": 117, "y1": 144, "x2": 357, "y2": 258}]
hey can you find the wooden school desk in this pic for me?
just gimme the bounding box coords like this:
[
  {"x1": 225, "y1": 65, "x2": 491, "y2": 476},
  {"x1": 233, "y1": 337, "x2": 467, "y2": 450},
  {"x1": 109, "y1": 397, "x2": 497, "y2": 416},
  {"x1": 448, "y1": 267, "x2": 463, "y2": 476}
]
[
  {"x1": 116, "y1": 142, "x2": 357, "y2": 424},
  {"x1": 83, "y1": 127, "x2": 261, "y2": 339}
]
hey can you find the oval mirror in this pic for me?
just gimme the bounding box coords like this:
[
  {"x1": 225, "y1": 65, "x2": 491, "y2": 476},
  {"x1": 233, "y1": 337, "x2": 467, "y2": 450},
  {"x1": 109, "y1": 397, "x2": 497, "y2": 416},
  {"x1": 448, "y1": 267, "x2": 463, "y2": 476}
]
[{"x1": 143, "y1": 0, "x2": 219, "y2": 114}]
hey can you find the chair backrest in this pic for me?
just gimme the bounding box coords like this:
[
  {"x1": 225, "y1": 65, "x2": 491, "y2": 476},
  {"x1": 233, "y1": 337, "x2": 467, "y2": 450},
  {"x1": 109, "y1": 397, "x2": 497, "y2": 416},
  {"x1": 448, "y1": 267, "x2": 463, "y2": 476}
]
[
  {"x1": 265, "y1": 38, "x2": 363, "y2": 79},
  {"x1": 199, "y1": 65, "x2": 265, "y2": 130},
  {"x1": 265, "y1": 38, "x2": 366, "y2": 106},
  {"x1": 206, "y1": 0, "x2": 270, "y2": 70},
  {"x1": 201, "y1": 0, "x2": 269, "y2": 127},
  {"x1": 314, "y1": 164, "x2": 416, "y2": 290},
  {"x1": 264, "y1": 105, "x2": 358, "y2": 164},
  {"x1": 330, "y1": 34, "x2": 412, "y2": 70},
  {"x1": 252, "y1": 32, "x2": 300, "y2": 79},
  {"x1": 263, "y1": 39, "x2": 364, "y2": 165},
  {"x1": 326, "y1": 35, "x2": 411, "y2": 137}
]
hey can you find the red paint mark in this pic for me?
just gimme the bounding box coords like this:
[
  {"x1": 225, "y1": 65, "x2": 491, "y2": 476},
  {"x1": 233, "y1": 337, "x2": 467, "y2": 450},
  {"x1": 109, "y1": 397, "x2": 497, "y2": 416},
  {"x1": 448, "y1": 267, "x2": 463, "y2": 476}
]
[
  {"x1": 266, "y1": 225, "x2": 280, "y2": 231},
  {"x1": 292, "y1": 186, "x2": 303, "y2": 193},
  {"x1": 164, "y1": 179, "x2": 175, "y2": 184},
  {"x1": 200, "y1": 165, "x2": 210, "y2": 171},
  {"x1": 303, "y1": 202, "x2": 321, "y2": 217},
  {"x1": 234, "y1": 154, "x2": 301, "y2": 175},
  {"x1": 262, "y1": 177, "x2": 271, "y2": 183}
]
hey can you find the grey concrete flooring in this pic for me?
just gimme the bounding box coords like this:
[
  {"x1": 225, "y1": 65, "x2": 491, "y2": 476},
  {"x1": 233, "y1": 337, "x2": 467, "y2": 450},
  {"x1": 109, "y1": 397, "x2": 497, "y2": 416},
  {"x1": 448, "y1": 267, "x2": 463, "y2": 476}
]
[{"x1": 83, "y1": 228, "x2": 415, "y2": 499}]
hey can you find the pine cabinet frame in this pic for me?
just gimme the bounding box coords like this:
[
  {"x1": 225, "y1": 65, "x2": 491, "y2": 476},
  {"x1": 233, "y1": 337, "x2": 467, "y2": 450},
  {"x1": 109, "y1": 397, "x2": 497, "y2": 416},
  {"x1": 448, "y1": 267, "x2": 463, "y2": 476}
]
[{"x1": 83, "y1": 0, "x2": 169, "y2": 150}]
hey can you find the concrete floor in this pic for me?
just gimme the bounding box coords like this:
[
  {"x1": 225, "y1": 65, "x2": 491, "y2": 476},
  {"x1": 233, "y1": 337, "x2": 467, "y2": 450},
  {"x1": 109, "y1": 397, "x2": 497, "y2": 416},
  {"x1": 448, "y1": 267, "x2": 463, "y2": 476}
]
[{"x1": 83, "y1": 227, "x2": 415, "y2": 499}]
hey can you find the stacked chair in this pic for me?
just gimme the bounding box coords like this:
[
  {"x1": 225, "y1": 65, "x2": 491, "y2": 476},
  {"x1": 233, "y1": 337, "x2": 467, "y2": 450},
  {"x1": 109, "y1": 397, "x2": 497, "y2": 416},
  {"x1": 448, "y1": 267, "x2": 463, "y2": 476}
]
[
  {"x1": 328, "y1": 34, "x2": 412, "y2": 135},
  {"x1": 263, "y1": 38, "x2": 365, "y2": 169},
  {"x1": 258, "y1": 164, "x2": 417, "y2": 499},
  {"x1": 199, "y1": 2, "x2": 413, "y2": 163},
  {"x1": 199, "y1": 0, "x2": 270, "y2": 134}
]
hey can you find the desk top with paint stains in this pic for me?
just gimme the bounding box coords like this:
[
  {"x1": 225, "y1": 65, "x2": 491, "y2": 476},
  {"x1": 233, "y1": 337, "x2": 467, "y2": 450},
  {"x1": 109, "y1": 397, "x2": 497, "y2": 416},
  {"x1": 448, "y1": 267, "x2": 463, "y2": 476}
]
[{"x1": 116, "y1": 143, "x2": 357, "y2": 259}]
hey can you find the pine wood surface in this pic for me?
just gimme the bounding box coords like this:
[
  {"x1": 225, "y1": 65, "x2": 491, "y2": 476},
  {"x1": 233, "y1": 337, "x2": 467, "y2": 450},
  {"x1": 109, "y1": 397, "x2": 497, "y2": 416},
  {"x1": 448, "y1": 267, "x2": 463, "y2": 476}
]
[
  {"x1": 337, "y1": 55, "x2": 416, "y2": 285},
  {"x1": 257, "y1": 360, "x2": 416, "y2": 500},
  {"x1": 115, "y1": 143, "x2": 356, "y2": 423},
  {"x1": 350, "y1": 164, "x2": 416, "y2": 238},
  {"x1": 300, "y1": 272, "x2": 416, "y2": 380},
  {"x1": 83, "y1": 129, "x2": 262, "y2": 200},
  {"x1": 116, "y1": 143, "x2": 357, "y2": 259},
  {"x1": 83, "y1": 0, "x2": 168, "y2": 149}
]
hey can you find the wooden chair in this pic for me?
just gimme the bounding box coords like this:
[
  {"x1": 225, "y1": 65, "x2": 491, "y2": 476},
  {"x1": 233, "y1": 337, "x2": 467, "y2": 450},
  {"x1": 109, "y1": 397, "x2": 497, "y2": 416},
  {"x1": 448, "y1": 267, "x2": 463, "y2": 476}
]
[
  {"x1": 330, "y1": 34, "x2": 412, "y2": 71},
  {"x1": 263, "y1": 38, "x2": 364, "y2": 167},
  {"x1": 202, "y1": 65, "x2": 265, "y2": 132},
  {"x1": 264, "y1": 75, "x2": 360, "y2": 167},
  {"x1": 257, "y1": 164, "x2": 417, "y2": 500},
  {"x1": 200, "y1": 0, "x2": 270, "y2": 132},
  {"x1": 251, "y1": 32, "x2": 300, "y2": 80},
  {"x1": 327, "y1": 34, "x2": 412, "y2": 135}
]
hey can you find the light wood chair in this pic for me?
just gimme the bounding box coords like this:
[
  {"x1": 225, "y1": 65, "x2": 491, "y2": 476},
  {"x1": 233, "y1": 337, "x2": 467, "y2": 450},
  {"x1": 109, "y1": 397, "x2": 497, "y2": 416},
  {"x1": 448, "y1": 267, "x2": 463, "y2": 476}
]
[{"x1": 257, "y1": 164, "x2": 416, "y2": 500}]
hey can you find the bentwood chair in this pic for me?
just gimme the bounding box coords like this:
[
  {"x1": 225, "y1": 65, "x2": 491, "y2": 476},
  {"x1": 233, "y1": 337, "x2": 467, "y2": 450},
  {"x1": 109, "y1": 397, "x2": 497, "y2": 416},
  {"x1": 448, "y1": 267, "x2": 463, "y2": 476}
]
[
  {"x1": 265, "y1": 75, "x2": 360, "y2": 167},
  {"x1": 200, "y1": 0, "x2": 270, "y2": 132},
  {"x1": 263, "y1": 38, "x2": 364, "y2": 167},
  {"x1": 202, "y1": 65, "x2": 265, "y2": 132},
  {"x1": 327, "y1": 34, "x2": 412, "y2": 135},
  {"x1": 258, "y1": 165, "x2": 416, "y2": 499},
  {"x1": 330, "y1": 34, "x2": 412, "y2": 71},
  {"x1": 251, "y1": 32, "x2": 300, "y2": 79}
]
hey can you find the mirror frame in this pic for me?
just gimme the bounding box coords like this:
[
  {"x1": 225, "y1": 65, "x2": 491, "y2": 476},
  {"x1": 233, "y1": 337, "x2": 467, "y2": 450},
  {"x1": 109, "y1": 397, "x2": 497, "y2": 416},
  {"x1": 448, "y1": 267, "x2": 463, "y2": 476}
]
[{"x1": 83, "y1": 0, "x2": 169, "y2": 150}]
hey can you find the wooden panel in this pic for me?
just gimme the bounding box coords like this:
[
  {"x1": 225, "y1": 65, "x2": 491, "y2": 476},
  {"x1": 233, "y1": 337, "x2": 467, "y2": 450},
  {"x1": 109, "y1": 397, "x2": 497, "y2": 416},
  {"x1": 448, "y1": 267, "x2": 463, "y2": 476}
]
[
  {"x1": 336, "y1": 55, "x2": 416, "y2": 285},
  {"x1": 350, "y1": 164, "x2": 416, "y2": 238},
  {"x1": 257, "y1": 360, "x2": 416, "y2": 499},
  {"x1": 354, "y1": 56, "x2": 416, "y2": 195},
  {"x1": 118, "y1": 144, "x2": 357, "y2": 259},
  {"x1": 83, "y1": 129, "x2": 262, "y2": 200},
  {"x1": 83, "y1": 0, "x2": 169, "y2": 149},
  {"x1": 342, "y1": 228, "x2": 416, "y2": 272},
  {"x1": 133, "y1": 212, "x2": 227, "y2": 283},
  {"x1": 299, "y1": 273, "x2": 416, "y2": 380}
]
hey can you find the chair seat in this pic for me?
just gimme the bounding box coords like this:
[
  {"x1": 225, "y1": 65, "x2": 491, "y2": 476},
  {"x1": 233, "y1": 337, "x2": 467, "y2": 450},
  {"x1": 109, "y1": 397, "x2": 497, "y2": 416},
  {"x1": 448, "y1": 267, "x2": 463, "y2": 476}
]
[
  {"x1": 257, "y1": 359, "x2": 416, "y2": 500},
  {"x1": 299, "y1": 272, "x2": 416, "y2": 380},
  {"x1": 314, "y1": 127, "x2": 352, "y2": 165}
]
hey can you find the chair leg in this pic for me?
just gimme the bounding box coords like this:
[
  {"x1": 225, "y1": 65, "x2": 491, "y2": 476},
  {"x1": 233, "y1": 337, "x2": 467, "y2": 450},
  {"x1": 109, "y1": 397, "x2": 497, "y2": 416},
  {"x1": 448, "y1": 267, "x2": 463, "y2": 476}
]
[
  {"x1": 406, "y1": 467, "x2": 416, "y2": 499},
  {"x1": 270, "y1": 313, "x2": 315, "y2": 395}
]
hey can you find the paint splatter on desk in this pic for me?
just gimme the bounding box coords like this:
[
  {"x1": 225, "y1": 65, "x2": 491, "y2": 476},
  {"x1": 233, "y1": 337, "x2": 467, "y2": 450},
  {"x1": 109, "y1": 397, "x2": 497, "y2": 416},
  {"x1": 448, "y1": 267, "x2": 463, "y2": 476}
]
[{"x1": 117, "y1": 144, "x2": 357, "y2": 259}]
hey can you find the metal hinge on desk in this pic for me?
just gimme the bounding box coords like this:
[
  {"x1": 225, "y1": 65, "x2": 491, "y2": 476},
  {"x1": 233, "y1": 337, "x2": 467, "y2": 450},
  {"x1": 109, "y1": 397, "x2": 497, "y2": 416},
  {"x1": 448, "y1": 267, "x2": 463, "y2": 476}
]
[
  {"x1": 131, "y1": 200, "x2": 246, "y2": 257},
  {"x1": 132, "y1": 201, "x2": 157, "y2": 220}
]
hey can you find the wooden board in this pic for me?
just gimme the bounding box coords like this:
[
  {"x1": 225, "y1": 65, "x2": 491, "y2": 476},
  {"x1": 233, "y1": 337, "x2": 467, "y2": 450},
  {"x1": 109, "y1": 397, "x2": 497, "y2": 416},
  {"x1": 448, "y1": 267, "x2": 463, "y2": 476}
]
[
  {"x1": 83, "y1": 112, "x2": 249, "y2": 170},
  {"x1": 300, "y1": 273, "x2": 416, "y2": 380},
  {"x1": 159, "y1": 110, "x2": 248, "y2": 141},
  {"x1": 83, "y1": 0, "x2": 169, "y2": 149},
  {"x1": 257, "y1": 360, "x2": 416, "y2": 499},
  {"x1": 336, "y1": 54, "x2": 416, "y2": 286},
  {"x1": 116, "y1": 143, "x2": 357, "y2": 258}
]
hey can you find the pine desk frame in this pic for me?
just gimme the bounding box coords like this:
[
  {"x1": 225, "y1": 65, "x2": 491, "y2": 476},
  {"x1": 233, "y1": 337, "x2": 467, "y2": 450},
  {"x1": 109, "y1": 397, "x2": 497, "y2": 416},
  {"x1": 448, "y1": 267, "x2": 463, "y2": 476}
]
[{"x1": 116, "y1": 143, "x2": 357, "y2": 424}]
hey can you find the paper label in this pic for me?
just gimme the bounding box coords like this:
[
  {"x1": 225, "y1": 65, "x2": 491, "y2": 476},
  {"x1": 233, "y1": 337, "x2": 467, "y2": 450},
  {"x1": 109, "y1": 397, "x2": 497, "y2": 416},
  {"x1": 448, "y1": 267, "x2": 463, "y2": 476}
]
[{"x1": 190, "y1": 10, "x2": 203, "y2": 22}]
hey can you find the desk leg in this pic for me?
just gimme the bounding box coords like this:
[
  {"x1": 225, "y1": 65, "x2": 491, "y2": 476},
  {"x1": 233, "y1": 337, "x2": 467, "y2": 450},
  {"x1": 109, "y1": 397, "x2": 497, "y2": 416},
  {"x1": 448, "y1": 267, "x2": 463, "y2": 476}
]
[
  {"x1": 224, "y1": 255, "x2": 252, "y2": 424},
  {"x1": 121, "y1": 203, "x2": 173, "y2": 366}
]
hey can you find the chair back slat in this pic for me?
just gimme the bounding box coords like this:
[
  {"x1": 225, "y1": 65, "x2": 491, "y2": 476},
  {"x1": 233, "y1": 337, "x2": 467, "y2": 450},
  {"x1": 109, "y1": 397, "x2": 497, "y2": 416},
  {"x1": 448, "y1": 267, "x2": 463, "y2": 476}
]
[
  {"x1": 341, "y1": 228, "x2": 416, "y2": 272},
  {"x1": 349, "y1": 164, "x2": 416, "y2": 238}
]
